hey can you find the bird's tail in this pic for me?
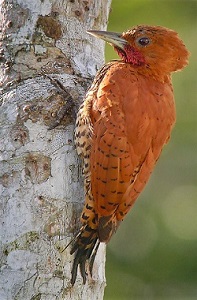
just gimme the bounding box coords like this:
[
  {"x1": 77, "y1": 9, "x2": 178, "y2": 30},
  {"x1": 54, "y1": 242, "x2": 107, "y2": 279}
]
[
  {"x1": 98, "y1": 215, "x2": 119, "y2": 243},
  {"x1": 70, "y1": 224, "x2": 100, "y2": 285}
]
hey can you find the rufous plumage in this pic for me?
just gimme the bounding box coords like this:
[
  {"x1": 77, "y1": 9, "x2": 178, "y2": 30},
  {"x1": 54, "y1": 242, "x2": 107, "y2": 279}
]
[{"x1": 70, "y1": 25, "x2": 189, "y2": 285}]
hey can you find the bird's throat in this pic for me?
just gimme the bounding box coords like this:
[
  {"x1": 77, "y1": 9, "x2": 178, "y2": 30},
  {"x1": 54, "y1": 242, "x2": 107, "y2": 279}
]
[{"x1": 115, "y1": 45, "x2": 145, "y2": 66}]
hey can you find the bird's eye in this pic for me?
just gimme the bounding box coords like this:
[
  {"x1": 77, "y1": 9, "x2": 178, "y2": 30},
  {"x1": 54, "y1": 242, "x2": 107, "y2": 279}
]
[{"x1": 137, "y1": 36, "x2": 151, "y2": 47}]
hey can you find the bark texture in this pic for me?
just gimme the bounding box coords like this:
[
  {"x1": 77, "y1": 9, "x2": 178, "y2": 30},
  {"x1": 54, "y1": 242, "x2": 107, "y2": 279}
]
[{"x1": 0, "y1": 0, "x2": 111, "y2": 299}]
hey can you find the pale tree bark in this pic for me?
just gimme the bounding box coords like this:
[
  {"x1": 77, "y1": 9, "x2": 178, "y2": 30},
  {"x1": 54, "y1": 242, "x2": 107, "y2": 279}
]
[{"x1": 0, "y1": 1, "x2": 111, "y2": 299}]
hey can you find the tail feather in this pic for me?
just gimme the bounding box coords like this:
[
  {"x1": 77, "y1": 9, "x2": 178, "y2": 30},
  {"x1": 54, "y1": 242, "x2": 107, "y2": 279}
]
[
  {"x1": 89, "y1": 240, "x2": 100, "y2": 276},
  {"x1": 70, "y1": 225, "x2": 100, "y2": 285}
]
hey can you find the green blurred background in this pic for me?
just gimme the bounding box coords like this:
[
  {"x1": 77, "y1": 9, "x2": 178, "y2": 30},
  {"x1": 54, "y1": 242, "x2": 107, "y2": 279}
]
[{"x1": 104, "y1": 1, "x2": 197, "y2": 299}]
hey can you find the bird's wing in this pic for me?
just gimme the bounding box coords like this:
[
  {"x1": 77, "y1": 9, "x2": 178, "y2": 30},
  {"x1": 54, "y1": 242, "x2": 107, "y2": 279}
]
[
  {"x1": 91, "y1": 105, "x2": 133, "y2": 211},
  {"x1": 90, "y1": 108, "x2": 134, "y2": 242},
  {"x1": 90, "y1": 63, "x2": 142, "y2": 241}
]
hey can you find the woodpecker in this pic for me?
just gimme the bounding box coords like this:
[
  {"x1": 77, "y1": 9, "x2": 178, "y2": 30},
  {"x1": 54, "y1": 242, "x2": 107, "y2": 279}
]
[{"x1": 70, "y1": 25, "x2": 189, "y2": 285}]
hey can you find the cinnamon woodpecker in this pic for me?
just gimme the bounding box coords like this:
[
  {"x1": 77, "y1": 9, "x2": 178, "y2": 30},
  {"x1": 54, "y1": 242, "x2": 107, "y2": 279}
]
[{"x1": 70, "y1": 25, "x2": 189, "y2": 285}]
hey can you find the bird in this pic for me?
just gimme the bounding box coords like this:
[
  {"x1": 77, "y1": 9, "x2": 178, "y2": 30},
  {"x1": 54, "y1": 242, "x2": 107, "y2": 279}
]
[{"x1": 70, "y1": 25, "x2": 189, "y2": 285}]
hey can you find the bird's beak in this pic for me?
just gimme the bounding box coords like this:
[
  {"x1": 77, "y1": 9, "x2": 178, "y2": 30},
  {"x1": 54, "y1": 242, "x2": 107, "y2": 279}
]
[{"x1": 87, "y1": 30, "x2": 127, "y2": 50}]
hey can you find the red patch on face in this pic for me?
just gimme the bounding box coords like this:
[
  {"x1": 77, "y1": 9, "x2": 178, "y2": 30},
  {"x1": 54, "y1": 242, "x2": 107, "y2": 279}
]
[{"x1": 115, "y1": 44, "x2": 145, "y2": 66}]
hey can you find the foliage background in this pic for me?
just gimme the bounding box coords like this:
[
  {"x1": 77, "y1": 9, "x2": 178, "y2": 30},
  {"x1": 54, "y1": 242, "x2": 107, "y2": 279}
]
[{"x1": 104, "y1": 1, "x2": 197, "y2": 299}]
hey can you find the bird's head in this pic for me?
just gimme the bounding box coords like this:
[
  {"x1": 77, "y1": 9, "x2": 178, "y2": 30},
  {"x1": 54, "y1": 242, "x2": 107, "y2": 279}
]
[{"x1": 87, "y1": 25, "x2": 189, "y2": 75}]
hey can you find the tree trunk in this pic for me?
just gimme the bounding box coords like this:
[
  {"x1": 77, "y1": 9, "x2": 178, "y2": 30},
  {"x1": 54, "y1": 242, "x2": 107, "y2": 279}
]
[{"x1": 0, "y1": 1, "x2": 111, "y2": 299}]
